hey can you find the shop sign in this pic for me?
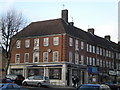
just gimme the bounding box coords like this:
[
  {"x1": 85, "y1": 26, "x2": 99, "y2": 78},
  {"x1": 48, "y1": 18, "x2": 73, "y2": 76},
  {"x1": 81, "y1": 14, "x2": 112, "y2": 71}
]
[
  {"x1": 88, "y1": 67, "x2": 98, "y2": 74},
  {"x1": 109, "y1": 71, "x2": 117, "y2": 75}
]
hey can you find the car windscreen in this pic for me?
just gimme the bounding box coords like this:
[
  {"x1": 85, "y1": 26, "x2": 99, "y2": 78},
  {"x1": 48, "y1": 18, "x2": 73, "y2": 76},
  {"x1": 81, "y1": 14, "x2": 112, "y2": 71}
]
[{"x1": 78, "y1": 86, "x2": 99, "y2": 90}]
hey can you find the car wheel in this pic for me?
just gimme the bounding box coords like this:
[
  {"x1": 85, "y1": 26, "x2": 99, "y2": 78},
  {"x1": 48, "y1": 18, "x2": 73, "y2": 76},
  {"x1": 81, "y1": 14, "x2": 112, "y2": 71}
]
[
  {"x1": 23, "y1": 82, "x2": 27, "y2": 86},
  {"x1": 37, "y1": 83, "x2": 42, "y2": 87}
]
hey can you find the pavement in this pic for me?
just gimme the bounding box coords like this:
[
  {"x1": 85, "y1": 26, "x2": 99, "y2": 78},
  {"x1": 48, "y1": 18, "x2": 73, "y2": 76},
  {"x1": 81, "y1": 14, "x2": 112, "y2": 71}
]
[{"x1": 49, "y1": 85, "x2": 76, "y2": 89}]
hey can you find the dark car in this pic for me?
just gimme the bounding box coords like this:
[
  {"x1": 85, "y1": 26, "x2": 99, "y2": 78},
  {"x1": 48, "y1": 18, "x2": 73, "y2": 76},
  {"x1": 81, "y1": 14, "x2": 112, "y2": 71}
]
[
  {"x1": 77, "y1": 84, "x2": 111, "y2": 90},
  {"x1": 5, "y1": 74, "x2": 25, "y2": 85}
]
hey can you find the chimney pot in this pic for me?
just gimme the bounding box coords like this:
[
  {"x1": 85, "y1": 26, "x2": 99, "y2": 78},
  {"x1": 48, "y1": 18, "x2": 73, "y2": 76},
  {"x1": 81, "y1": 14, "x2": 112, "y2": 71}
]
[
  {"x1": 104, "y1": 35, "x2": 111, "y2": 41},
  {"x1": 61, "y1": 9, "x2": 68, "y2": 22},
  {"x1": 88, "y1": 28, "x2": 94, "y2": 34}
]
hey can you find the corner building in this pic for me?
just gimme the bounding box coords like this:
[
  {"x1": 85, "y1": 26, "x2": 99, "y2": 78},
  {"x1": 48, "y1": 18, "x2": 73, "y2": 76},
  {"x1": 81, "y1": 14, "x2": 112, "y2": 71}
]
[{"x1": 9, "y1": 9, "x2": 120, "y2": 86}]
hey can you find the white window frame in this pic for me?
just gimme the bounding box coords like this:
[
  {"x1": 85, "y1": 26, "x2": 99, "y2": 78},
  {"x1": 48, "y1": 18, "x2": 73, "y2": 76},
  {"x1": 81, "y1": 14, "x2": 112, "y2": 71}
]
[
  {"x1": 75, "y1": 39, "x2": 79, "y2": 50},
  {"x1": 81, "y1": 41, "x2": 84, "y2": 50},
  {"x1": 100, "y1": 60, "x2": 102, "y2": 67},
  {"x1": 93, "y1": 46, "x2": 95, "y2": 53},
  {"x1": 69, "y1": 37, "x2": 73, "y2": 46},
  {"x1": 53, "y1": 51, "x2": 58, "y2": 62},
  {"x1": 15, "y1": 54, "x2": 20, "y2": 63},
  {"x1": 96, "y1": 59, "x2": 99, "y2": 66},
  {"x1": 33, "y1": 52, "x2": 39, "y2": 63},
  {"x1": 16, "y1": 40, "x2": 21, "y2": 48},
  {"x1": 69, "y1": 52, "x2": 72, "y2": 63},
  {"x1": 86, "y1": 57, "x2": 89, "y2": 65},
  {"x1": 43, "y1": 52, "x2": 48, "y2": 62},
  {"x1": 96, "y1": 47, "x2": 99, "y2": 54},
  {"x1": 25, "y1": 39, "x2": 30, "y2": 48},
  {"x1": 34, "y1": 38, "x2": 39, "y2": 47},
  {"x1": 89, "y1": 57, "x2": 92, "y2": 65},
  {"x1": 80, "y1": 55, "x2": 84, "y2": 65},
  {"x1": 92, "y1": 58, "x2": 95, "y2": 66},
  {"x1": 24, "y1": 53, "x2": 29, "y2": 63},
  {"x1": 53, "y1": 37, "x2": 59, "y2": 45},
  {"x1": 43, "y1": 38, "x2": 49, "y2": 46},
  {"x1": 75, "y1": 52, "x2": 79, "y2": 64}
]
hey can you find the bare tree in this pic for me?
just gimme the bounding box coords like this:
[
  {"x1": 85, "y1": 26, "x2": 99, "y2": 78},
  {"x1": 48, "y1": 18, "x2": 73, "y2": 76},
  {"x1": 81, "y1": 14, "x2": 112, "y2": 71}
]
[{"x1": 0, "y1": 9, "x2": 27, "y2": 75}]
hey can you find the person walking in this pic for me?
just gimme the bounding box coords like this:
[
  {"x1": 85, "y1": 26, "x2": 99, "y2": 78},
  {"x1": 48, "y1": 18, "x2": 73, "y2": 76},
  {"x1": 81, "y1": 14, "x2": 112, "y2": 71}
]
[
  {"x1": 72, "y1": 76, "x2": 76, "y2": 87},
  {"x1": 75, "y1": 76, "x2": 79, "y2": 87}
]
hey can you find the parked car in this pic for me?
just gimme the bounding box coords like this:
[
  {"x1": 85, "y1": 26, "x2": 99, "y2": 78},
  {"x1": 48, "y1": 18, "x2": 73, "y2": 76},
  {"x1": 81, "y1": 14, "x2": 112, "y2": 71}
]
[
  {"x1": 2, "y1": 77, "x2": 12, "y2": 83},
  {"x1": 0, "y1": 83, "x2": 29, "y2": 90},
  {"x1": 5, "y1": 74, "x2": 25, "y2": 85},
  {"x1": 22, "y1": 75, "x2": 50, "y2": 87},
  {"x1": 102, "y1": 83, "x2": 120, "y2": 90},
  {"x1": 76, "y1": 84, "x2": 111, "y2": 90}
]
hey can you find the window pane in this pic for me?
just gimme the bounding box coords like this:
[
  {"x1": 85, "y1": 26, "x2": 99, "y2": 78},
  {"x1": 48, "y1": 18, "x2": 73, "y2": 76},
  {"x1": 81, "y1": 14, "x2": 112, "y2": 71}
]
[
  {"x1": 33, "y1": 52, "x2": 39, "y2": 63},
  {"x1": 53, "y1": 37, "x2": 59, "y2": 45},
  {"x1": 43, "y1": 38, "x2": 49, "y2": 46},
  {"x1": 53, "y1": 51, "x2": 58, "y2": 62},
  {"x1": 25, "y1": 39, "x2": 30, "y2": 48},
  {"x1": 49, "y1": 68, "x2": 61, "y2": 80},
  {"x1": 24, "y1": 53, "x2": 29, "y2": 63},
  {"x1": 16, "y1": 40, "x2": 21, "y2": 48},
  {"x1": 34, "y1": 39, "x2": 39, "y2": 47},
  {"x1": 15, "y1": 54, "x2": 20, "y2": 63},
  {"x1": 43, "y1": 52, "x2": 48, "y2": 62}
]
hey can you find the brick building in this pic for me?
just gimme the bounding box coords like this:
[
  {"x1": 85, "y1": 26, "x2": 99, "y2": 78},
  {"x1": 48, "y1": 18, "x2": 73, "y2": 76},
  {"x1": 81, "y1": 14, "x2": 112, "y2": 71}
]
[{"x1": 9, "y1": 9, "x2": 120, "y2": 86}]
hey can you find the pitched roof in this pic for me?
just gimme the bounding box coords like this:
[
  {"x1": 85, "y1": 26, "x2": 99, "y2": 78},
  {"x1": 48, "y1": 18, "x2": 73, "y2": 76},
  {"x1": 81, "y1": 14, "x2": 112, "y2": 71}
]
[{"x1": 13, "y1": 18, "x2": 119, "y2": 51}]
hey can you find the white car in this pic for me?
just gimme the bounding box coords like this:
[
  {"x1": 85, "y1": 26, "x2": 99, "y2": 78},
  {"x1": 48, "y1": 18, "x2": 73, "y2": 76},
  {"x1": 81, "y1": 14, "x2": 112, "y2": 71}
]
[{"x1": 22, "y1": 75, "x2": 50, "y2": 87}]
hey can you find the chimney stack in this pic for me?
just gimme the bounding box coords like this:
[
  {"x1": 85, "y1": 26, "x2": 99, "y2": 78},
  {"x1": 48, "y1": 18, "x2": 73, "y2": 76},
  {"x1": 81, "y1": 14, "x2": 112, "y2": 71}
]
[
  {"x1": 61, "y1": 9, "x2": 68, "y2": 22},
  {"x1": 88, "y1": 28, "x2": 94, "y2": 35},
  {"x1": 104, "y1": 35, "x2": 111, "y2": 41}
]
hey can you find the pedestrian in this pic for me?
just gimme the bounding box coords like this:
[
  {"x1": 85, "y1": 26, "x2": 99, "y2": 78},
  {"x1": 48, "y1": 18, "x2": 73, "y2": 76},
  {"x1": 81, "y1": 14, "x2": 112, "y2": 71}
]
[
  {"x1": 75, "y1": 76, "x2": 79, "y2": 87},
  {"x1": 72, "y1": 76, "x2": 76, "y2": 87}
]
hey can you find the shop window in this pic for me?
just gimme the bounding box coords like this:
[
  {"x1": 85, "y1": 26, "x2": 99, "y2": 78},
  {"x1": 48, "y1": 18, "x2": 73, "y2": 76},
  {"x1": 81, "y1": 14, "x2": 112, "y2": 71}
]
[
  {"x1": 28, "y1": 69, "x2": 44, "y2": 76},
  {"x1": 49, "y1": 68, "x2": 61, "y2": 80}
]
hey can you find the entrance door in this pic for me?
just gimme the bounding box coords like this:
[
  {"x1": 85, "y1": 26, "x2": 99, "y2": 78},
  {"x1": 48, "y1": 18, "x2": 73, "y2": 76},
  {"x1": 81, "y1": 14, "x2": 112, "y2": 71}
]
[{"x1": 67, "y1": 69, "x2": 70, "y2": 86}]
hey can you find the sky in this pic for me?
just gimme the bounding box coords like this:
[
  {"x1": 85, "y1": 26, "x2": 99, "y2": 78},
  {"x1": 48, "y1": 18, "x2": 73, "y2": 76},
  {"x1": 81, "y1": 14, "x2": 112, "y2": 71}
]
[{"x1": 0, "y1": 0, "x2": 119, "y2": 43}]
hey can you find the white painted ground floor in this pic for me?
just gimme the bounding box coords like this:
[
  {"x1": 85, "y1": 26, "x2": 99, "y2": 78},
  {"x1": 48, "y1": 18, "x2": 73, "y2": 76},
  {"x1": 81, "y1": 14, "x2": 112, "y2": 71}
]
[{"x1": 8, "y1": 62, "x2": 119, "y2": 86}]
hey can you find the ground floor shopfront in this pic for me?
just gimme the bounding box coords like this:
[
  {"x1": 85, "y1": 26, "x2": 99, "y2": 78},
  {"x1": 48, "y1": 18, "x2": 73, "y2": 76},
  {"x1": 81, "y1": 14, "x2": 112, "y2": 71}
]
[
  {"x1": 8, "y1": 63, "x2": 118, "y2": 86},
  {"x1": 8, "y1": 63, "x2": 88, "y2": 86}
]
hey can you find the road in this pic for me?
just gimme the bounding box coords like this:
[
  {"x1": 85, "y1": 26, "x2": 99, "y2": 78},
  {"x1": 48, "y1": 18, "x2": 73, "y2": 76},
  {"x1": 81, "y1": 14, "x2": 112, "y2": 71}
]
[{"x1": 22, "y1": 86, "x2": 76, "y2": 90}]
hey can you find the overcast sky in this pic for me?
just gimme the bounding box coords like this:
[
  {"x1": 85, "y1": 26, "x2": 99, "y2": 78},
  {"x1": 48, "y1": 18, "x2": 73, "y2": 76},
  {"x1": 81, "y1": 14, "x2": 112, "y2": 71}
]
[{"x1": 0, "y1": 0, "x2": 119, "y2": 43}]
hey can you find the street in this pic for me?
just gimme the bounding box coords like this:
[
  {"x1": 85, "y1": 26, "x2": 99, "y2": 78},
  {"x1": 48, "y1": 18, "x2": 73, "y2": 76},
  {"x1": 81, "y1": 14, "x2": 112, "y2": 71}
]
[{"x1": 22, "y1": 86, "x2": 76, "y2": 90}]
